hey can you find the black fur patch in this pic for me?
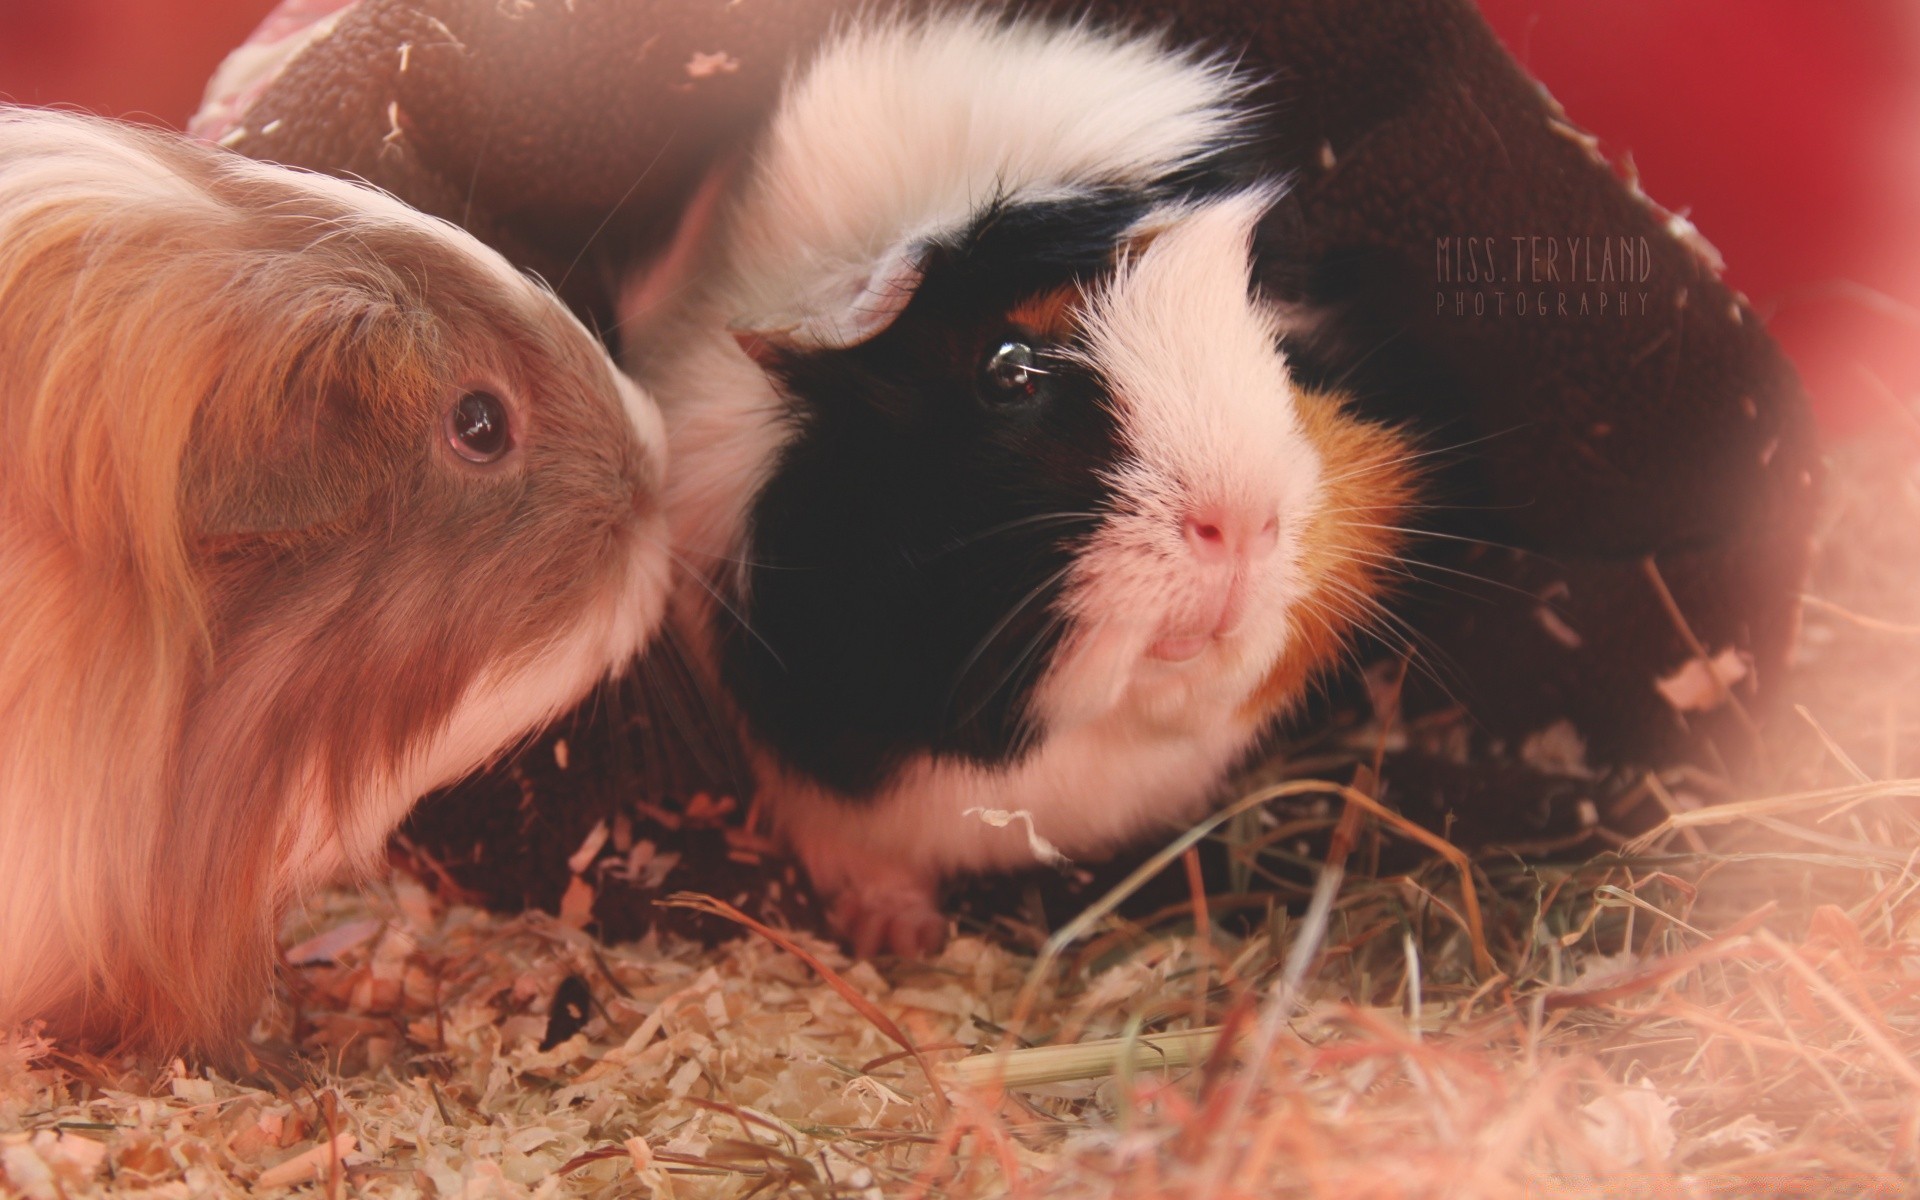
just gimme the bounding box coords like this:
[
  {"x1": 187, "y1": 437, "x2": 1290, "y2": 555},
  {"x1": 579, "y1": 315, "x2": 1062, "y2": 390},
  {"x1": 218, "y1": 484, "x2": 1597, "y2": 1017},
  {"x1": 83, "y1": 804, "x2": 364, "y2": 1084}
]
[{"x1": 721, "y1": 178, "x2": 1268, "y2": 799}]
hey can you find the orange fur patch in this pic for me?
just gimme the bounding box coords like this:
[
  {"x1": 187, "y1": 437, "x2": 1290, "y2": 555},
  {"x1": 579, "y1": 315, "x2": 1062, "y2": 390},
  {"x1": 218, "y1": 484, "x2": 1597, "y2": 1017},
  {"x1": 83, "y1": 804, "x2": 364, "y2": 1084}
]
[
  {"x1": 1247, "y1": 390, "x2": 1419, "y2": 718},
  {"x1": 1008, "y1": 285, "x2": 1083, "y2": 339}
]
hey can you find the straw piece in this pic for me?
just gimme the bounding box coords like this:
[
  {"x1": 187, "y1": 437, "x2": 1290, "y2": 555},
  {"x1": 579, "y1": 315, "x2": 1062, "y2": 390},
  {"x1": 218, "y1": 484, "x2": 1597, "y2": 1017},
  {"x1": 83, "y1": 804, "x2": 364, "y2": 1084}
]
[{"x1": 948, "y1": 1027, "x2": 1224, "y2": 1089}]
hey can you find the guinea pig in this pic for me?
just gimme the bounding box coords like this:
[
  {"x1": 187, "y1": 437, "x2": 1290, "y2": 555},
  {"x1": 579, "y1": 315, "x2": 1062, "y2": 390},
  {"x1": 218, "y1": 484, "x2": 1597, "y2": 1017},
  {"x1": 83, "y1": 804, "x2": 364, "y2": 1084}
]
[
  {"x1": 0, "y1": 107, "x2": 670, "y2": 1057},
  {"x1": 625, "y1": 14, "x2": 1419, "y2": 958}
]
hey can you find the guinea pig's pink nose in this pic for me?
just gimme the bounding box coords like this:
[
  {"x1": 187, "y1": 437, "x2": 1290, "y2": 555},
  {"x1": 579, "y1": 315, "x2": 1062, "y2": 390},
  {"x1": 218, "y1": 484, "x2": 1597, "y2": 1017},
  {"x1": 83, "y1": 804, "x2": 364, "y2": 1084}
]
[{"x1": 1183, "y1": 508, "x2": 1280, "y2": 564}]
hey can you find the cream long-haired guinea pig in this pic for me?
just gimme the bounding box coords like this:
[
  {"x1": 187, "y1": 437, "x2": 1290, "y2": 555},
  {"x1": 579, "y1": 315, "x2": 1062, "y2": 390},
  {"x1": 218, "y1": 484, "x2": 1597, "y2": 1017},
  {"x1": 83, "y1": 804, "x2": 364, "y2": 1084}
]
[
  {"x1": 629, "y1": 14, "x2": 1418, "y2": 958},
  {"x1": 0, "y1": 108, "x2": 670, "y2": 1055}
]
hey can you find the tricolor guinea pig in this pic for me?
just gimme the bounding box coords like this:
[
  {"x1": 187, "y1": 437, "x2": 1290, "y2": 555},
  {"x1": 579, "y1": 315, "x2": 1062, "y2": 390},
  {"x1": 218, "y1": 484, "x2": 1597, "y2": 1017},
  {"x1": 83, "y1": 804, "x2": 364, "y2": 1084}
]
[
  {"x1": 628, "y1": 14, "x2": 1417, "y2": 958},
  {"x1": 0, "y1": 107, "x2": 670, "y2": 1056}
]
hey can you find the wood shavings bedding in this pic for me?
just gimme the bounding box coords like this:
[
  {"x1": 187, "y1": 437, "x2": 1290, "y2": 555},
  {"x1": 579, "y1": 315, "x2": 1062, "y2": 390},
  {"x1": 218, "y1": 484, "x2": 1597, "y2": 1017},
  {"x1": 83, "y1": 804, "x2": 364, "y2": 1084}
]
[
  {"x1": 9, "y1": 816, "x2": 1918, "y2": 1198},
  {"x1": 7, "y1": 877, "x2": 996, "y2": 1198}
]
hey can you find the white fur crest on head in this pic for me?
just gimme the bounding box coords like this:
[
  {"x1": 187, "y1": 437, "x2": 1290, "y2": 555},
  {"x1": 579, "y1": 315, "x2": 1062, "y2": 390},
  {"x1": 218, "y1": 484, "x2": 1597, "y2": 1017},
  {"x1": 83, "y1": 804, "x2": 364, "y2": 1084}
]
[
  {"x1": 1083, "y1": 188, "x2": 1312, "y2": 514},
  {"x1": 723, "y1": 10, "x2": 1254, "y2": 347}
]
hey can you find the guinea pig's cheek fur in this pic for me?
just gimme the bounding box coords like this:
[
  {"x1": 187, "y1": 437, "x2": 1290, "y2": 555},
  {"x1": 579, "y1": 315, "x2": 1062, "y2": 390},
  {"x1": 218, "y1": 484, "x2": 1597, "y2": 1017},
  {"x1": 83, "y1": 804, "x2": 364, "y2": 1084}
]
[
  {"x1": 400, "y1": 545, "x2": 665, "y2": 830},
  {"x1": 612, "y1": 511, "x2": 676, "y2": 660},
  {"x1": 1030, "y1": 554, "x2": 1163, "y2": 729},
  {"x1": 1031, "y1": 611, "x2": 1139, "y2": 732},
  {"x1": 612, "y1": 369, "x2": 670, "y2": 490},
  {"x1": 274, "y1": 502, "x2": 669, "y2": 897}
]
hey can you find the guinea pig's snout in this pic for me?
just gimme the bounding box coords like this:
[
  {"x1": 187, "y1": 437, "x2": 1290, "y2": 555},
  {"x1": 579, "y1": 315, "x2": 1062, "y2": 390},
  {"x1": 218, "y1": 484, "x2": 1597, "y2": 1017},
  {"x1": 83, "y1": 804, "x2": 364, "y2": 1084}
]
[
  {"x1": 1181, "y1": 506, "x2": 1280, "y2": 565},
  {"x1": 1145, "y1": 502, "x2": 1285, "y2": 663}
]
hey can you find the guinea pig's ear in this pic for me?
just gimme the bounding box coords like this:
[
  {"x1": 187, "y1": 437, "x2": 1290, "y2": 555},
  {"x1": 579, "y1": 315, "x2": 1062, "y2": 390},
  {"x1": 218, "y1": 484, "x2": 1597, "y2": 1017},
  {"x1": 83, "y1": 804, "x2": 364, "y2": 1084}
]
[
  {"x1": 182, "y1": 315, "x2": 421, "y2": 539},
  {"x1": 732, "y1": 240, "x2": 928, "y2": 362}
]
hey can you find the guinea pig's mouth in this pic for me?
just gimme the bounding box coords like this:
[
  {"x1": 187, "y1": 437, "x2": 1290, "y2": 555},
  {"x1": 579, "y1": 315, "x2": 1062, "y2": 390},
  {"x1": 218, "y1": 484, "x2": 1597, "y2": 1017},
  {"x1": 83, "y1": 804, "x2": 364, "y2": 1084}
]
[
  {"x1": 1145, "y1": 576, "x2": 1253, "y2": 663},
  {"x1": 1147, "y1": 632, "x2": 1216, "y2": 663}
]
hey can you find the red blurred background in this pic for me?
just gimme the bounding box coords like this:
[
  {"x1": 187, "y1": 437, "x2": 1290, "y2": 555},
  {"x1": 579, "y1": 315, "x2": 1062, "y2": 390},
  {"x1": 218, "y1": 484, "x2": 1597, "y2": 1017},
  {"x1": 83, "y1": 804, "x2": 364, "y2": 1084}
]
[
  {"x1": 3, "y1": 0, "x2": 1916, "y2": 438},
  {"x1": 1473, "y1": 1, "x2": 1920, "y2": 440}
]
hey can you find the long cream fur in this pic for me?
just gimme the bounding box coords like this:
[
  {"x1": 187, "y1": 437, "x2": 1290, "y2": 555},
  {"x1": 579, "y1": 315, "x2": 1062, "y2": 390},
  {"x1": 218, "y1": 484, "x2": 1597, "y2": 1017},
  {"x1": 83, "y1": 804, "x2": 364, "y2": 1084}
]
[{"x1": 0, "y1": 108, "x2": 668, "y2": 1056}]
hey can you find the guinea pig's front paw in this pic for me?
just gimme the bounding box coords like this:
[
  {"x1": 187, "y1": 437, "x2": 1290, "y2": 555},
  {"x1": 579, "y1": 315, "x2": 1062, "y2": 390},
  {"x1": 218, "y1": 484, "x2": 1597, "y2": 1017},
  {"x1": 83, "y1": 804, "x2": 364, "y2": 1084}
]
[{"x1": 827, "y1": 879, "x2": 950, "y2": 961}]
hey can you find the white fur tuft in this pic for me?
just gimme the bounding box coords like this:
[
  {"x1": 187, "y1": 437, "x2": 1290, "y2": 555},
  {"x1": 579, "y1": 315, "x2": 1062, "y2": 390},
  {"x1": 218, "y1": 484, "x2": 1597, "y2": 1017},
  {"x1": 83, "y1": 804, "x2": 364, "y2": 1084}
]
[{"x1": 721, "y1": 11, "x2": 1251, "y2": 341}]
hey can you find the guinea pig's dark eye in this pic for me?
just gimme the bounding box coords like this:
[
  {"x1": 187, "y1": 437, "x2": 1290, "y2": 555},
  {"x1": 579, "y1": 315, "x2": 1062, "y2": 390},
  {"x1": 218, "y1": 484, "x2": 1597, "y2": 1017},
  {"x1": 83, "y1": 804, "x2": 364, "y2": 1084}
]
[
  {"x1": 445, "y1": 389, "x2": 512, "y2": 464},
  {"x1": 980, "y1": 340, "x2": 1048, "y2": 406}
]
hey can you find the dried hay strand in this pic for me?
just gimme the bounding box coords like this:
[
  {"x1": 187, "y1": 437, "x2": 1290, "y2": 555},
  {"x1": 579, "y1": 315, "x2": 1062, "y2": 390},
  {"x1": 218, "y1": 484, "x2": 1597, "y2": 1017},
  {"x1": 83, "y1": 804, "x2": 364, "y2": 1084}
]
[{"x1": 6, "y1": 439, "x2": 1920, "y2": 1199}]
